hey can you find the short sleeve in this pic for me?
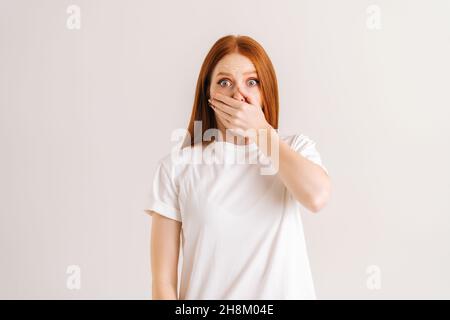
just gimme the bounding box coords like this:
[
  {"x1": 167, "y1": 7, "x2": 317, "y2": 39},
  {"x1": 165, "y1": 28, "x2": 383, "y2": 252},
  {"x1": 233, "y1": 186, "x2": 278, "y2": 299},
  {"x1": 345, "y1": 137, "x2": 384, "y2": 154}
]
[
  {"x1": 290, "y1": 134, "x2": 329, "y2": 175},
  {"x1": 144, "y1": 158, "x2": 182, "y2": 222}
]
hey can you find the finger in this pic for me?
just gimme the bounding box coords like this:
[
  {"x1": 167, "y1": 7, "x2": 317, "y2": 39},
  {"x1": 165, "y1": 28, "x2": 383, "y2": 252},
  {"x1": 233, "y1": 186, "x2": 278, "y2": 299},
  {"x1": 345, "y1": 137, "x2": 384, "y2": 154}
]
[
  {"x1": 242, "y1": 93, "x2": 259, "y2": 108},
  {"x1": 209, "y1": 99, "x2": 237, "y2": 117},
  {"x1": 244, "y1": 93, "x2": 256, "y2": 106},
  {"x1": 213, "y1": 93, "x2": 242, "y2": 109},
  {"x1": 216, "y1": 112, "x2": 233, "y2": 129},
  {"x1": 209, "y1": 103, "x2": 234, "y2": 123}
]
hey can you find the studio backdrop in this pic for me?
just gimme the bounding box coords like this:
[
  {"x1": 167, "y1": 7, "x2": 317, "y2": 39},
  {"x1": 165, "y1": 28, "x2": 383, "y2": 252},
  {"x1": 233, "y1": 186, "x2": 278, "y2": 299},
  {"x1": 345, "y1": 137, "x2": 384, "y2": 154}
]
[{"x1": 1, "y1": 0, "x2": 449, "y2": 299}]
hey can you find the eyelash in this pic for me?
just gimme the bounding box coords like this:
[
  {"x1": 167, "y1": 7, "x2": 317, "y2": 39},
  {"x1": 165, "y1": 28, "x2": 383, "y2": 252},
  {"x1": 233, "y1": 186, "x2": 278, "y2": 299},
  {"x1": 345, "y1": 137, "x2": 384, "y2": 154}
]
[{"x1": 217, "y1": 78, "x2": 260, "y2": 88}]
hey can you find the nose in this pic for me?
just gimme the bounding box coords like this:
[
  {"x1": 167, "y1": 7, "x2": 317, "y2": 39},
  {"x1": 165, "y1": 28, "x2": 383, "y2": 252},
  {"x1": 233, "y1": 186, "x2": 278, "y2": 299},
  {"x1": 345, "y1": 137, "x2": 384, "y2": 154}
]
[{"x1": 232, "y1": 87, "x2": 246, "y2": 102}]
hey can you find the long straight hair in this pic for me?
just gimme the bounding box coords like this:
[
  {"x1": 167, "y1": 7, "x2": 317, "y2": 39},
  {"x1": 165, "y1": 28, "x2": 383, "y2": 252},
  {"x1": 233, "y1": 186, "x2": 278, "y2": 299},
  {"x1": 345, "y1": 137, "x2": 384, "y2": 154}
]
[{"x1": 182, "y1": 35, "x2": 279, "y2": 148}]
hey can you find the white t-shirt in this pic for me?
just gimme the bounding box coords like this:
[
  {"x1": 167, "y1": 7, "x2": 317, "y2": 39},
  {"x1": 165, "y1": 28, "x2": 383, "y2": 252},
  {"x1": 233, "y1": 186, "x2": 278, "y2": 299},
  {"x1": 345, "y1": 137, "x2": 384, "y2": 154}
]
[{"x1": 144, "y1": 133, "x2": 328, "y2": 300}]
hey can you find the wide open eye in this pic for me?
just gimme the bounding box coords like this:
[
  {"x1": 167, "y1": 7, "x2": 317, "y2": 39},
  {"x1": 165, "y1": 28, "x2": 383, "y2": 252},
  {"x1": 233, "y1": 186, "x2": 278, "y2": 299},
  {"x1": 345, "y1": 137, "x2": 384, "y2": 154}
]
[
  {"x1": 247, "y1": 78, "x2": 259, "y2": 87},
  {"x1": 218, "y1": 79, "x2": 232, "y2": 87}
]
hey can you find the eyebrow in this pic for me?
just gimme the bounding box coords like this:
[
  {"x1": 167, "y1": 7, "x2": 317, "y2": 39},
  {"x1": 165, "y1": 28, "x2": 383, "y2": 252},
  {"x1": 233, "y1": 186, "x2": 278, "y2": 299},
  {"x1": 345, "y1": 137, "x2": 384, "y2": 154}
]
[{"x1": 216, "y1": 70, "x2": 257, "y2": 77}]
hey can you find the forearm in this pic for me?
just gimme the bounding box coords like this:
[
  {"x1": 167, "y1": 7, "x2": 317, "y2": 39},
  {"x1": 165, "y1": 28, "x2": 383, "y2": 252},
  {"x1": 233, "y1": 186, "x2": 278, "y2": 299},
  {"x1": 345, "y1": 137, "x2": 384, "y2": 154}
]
[
  {"x1": 152, "y1": 280, "x2": 178, "y2": 300},
  {"x1": 256, "y1": 126, "x2": 331, "y2": 213},
  {"x1": 150, "y1": 214, "x2": 181, "y2": 300}
]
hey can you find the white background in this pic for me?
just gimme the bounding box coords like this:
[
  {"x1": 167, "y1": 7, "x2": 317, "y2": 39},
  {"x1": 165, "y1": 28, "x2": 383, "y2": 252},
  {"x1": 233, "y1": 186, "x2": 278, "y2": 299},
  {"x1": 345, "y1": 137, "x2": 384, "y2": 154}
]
[{"x1": 1, "y1": 0, "x2": 449, "y2": 299}]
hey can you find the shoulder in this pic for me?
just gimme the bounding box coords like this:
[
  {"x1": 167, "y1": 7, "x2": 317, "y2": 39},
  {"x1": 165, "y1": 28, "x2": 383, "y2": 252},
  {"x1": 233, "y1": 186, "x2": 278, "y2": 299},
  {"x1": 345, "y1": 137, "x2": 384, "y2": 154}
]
[
  {"x1": 156, "y1": 142, "x2": 205, "y2": 170},
  {"x1": 279, "y1": 131, "x2": 329, "y2": 175},
  {"x1": 278, "y1": 132, "x2": 318, "y2": 152}
]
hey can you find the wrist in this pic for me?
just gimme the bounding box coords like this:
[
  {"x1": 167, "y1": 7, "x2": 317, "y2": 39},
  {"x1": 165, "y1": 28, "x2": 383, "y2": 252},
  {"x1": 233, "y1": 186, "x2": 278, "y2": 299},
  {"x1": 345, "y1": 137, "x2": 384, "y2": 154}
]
[{"x1": 254, "y1": 123, "x2": 277, "y2": 147}]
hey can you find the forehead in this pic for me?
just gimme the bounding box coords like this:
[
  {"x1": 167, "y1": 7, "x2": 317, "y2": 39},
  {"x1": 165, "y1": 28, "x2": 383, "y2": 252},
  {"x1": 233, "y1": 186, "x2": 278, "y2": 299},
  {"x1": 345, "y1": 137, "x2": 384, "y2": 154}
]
[{"x1": 212, "y1": 53, "x2": 256, "y2": 76}]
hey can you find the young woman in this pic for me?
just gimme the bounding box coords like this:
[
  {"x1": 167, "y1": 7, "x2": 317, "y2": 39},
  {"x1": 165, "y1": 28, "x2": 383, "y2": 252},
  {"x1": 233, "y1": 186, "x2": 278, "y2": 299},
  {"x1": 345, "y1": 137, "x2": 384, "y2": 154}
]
[{"x1": 145, "y1": 35, "x2": 331, "y2": 300}]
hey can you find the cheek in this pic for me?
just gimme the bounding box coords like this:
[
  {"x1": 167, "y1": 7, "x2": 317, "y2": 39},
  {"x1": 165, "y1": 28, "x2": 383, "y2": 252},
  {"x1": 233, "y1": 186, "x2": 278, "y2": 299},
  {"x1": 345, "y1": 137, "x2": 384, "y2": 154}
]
[
  {"x1": 248, "y1": 88, "x2": 262, "y2": 105},
  {"x1": 209, "y1": 85, "x2": 230, "y2": 97},
  {"x1": 215, "y1": 86, "x2": 232, "y2": 95}
]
